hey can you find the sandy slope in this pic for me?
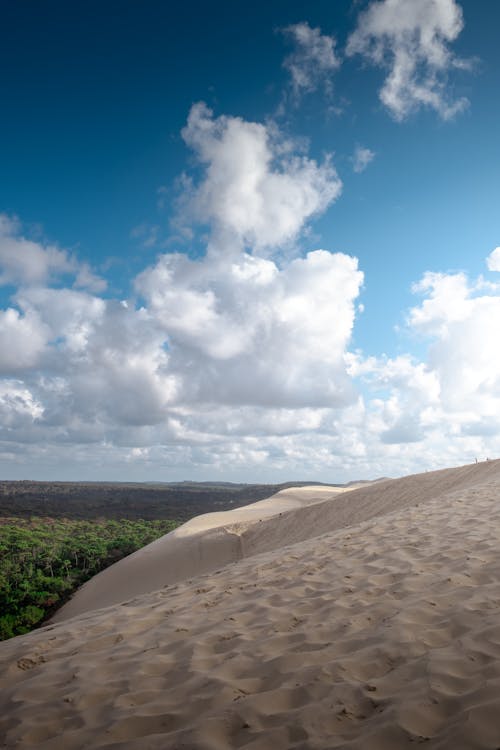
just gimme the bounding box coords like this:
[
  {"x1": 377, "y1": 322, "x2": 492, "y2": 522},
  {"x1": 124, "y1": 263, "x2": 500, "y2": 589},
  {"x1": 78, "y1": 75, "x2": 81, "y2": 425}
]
[
  {"x1": 2, "y1": 460, "x2": 500, "y2": 748},
  {"x1": 54, "y1": 460, "x2": 500, "y2": 622},
  {"x1": 52, "y1": 486, "x2": 355, "y2": 622}
]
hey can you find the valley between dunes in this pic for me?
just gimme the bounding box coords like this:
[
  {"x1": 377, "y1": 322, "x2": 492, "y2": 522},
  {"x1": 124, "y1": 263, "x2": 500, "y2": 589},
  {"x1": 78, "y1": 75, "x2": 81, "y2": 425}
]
[{"x1": 2, "y1": 459, "x2": 500, "y2": 748}]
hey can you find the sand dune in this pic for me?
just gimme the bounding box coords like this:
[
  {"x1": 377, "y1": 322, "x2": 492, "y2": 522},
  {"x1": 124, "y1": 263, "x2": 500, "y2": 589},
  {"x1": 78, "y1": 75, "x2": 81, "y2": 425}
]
[
  {"x1": 51, "y1": 485, "x2": 355, "y2": 622},
  {"x1": 2, "y1": 459, "x2": 500, "y2": 748},
  {"x1": 54, "y1": 460, "x2": 500, "y2": 622}
]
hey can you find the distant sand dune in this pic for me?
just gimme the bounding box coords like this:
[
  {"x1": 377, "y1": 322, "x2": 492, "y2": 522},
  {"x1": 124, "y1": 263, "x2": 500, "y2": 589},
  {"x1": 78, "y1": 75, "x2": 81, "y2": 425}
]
[{"x1": 2, "y1": 459, "x2": 500, "y2": 748}]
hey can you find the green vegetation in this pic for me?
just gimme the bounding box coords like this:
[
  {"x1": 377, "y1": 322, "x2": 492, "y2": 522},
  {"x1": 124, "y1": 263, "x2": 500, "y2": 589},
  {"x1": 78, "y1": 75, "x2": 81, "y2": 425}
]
[{"x1": 0, "y1": 517, "x2": 179, "y2": 640}]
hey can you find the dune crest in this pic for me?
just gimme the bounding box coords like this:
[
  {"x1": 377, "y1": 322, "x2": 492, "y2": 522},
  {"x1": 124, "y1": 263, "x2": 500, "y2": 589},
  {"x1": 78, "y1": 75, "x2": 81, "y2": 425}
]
[
  {"x1": 54, "y1": 460, "x2": 500, "y2": 622},
  {"x1": 2, "y1": 460, "x2": 500, "y2": 748},
  {"x1": 51, "y1": 485, "x2": 353, "y2": 622}
]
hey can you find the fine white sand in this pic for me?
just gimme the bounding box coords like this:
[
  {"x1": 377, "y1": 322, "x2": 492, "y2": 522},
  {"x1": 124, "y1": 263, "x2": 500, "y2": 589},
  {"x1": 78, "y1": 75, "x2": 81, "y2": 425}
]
[{"x1": 2, "y1": 459, "x2": 500, "y2": 749}]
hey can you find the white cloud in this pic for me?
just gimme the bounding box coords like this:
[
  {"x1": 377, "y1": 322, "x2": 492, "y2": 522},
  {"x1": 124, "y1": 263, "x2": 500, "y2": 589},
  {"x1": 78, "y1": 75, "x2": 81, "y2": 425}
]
[
  {"x1": 74, "y1": 263, "x2": 108, "y2": 293},
  {"x1": 408, "y1": 268, "x2": 500, "y2": 418},
  {"x1": 351, "y1": 260, "x2": 500, "y2": 463},
  {"x1": 0, "y1": 96, "x2": 362, "y2": 479},
  {"x1": 408, "y1": 270, "x2": 472, "y2": 334},
  {"x1": 0, "y1": 308, "x2": 49, "y2": 372},
  {"x1": 487, "y1": 247, "x2": 500, "y2": 272},
  {"x1": 282, "y1": 22, "x2": 341, "y2": 98},
  {"x1": 136, "y1": 248, "x2": 363, "y2": 408},
  {"x1": 3, "y1": 98, "x2": 500, "y2": 483},
  {"x1": 346, "y1": 0, "x2": 470, "y2": 120},
  {"x1": 0, "y1": 213, "x2": 106, "y2": 292},
  {"x1": 352, "y1": 145, "x2": 376, "y2": 173},
  {"x1": 180, "y1": 103, "x2": 342, "y2": 253},
  {"x1": 334, "y1": 249, "x2": 500, "y2": 476},
  {"x1": 28, "y1": 291, "x2": 177, "y2": 427},
  {"x1": 0, "y1": 381, "x2": 43, "y2": 428},
  {"x1": 15, "y1": 286, "x2": 106, "y2": 355},
  {"x1": 0, "y1": 214, "x2": 74, "y2": 286},
  {"x1": 351, "y1": 351, "x2": 440, "y2": 447}
]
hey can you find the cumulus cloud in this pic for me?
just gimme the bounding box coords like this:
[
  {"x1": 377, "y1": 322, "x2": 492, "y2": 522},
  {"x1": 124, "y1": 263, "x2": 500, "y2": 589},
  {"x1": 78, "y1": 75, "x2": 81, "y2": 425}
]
[
  {"x1": 408, "y1": 268, "x2": 500, "y2": 418},
  {"x1": 350, "y1": 351, "x2": 440, "y2": 446},
  {"x1": 0, "y1": 381, "x2": 43, "y2": 428},
  {"x1": 0, "y1": 213, "x2": 106, "y2": 292},
  {"x1": 180, "y1": 103, "x2": 342, "y2": 253},
  {"x1": 3, "y1": 99, "x2": 499, "y2": 482},
  {"x1": 351, "y1": 259, "x2": 500, "y2": 465},
  {"x1": 0, "y1": 308, "x2": 49, "y2": 373},
  {"x1": 0, "y1": 214, "x2": 75, "y2": 286},
  {"x1": 282, "y1": 22, "x2": 341, "y2": 98},
  {"x1": 136, "y1": 249, "x2": 363, "y2": 408},
  {"x1": 381, "y1": 416, "x2": 424, "y2": 444},
  {"x1": 0, "y1": 105, "x2": 363, "y2": 479},
  {"x1": 74, "y1": 263, "x2": 108, "y2": 293},
  {"x1": 0, "y1": 241, "x2": 366, "y2": 477},
  {"x1": 14, "y1": 288, "x2": 178, "y2": 427},
  {"x1": 487, "y1": 247, "x2": 500, "y2": 272},
  {"x1": 408, "y1": 271, "x2": 472, "y2": 334},
  {"x1": 352, "y1": 145, "x2": 376, "y2": 173},
  {"x1": 346, "y1": 0, "x2": 470, "y2": 120}
]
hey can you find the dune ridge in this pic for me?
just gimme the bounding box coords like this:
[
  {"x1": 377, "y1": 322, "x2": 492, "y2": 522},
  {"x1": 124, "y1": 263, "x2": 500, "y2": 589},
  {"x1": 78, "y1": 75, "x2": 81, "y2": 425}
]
[
  {"x1": 1, "y1": 459, "x2": 500, "y2": 748},
  {"x1": 54, "y1": 459, "x2": 500, "y2": 622},
  {"x1": 51, "y1": 485, "x2": 353, "y2": 622}
]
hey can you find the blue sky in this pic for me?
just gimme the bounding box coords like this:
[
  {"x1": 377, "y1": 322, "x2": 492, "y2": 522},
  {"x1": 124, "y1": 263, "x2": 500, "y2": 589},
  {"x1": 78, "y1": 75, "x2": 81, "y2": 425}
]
[{"x1": 1, "y1": 0, "x2": 500, "y2": 482}]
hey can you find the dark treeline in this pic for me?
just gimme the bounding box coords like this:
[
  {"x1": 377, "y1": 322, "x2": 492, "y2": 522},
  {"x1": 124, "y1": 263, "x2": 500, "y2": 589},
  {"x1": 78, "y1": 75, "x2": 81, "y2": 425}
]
[
  {"x1": 0, "y1": 481, "x2": 325, "y2": 521},
  {"x1": 0, "y1": 517, "x2": 179, "y2": 640}
]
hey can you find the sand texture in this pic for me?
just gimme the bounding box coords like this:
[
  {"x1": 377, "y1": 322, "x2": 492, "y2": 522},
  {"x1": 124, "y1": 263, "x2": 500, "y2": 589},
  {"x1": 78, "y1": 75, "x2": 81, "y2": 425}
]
[
  {"x1": 2, "y1": 459, "x2": 500, "y2": 748},
  {"x1": 53, "y1": 461, "x2": 500, "y2": 622},
  {"x1": 51, "y1": 485, "x2": 358, "y2": 622}
]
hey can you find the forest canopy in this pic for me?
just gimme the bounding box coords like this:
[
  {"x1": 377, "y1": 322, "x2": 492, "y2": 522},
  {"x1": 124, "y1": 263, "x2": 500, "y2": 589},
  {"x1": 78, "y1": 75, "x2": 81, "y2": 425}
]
[{"x1": 0, "y1": 517, "x2": 179, "y2": 640}]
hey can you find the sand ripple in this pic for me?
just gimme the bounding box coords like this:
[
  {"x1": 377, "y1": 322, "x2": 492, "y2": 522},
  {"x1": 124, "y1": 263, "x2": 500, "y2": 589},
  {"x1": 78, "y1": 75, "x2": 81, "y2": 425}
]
[{"x1": 2, "y1": 461, "x2": 500, "y2": 748}]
